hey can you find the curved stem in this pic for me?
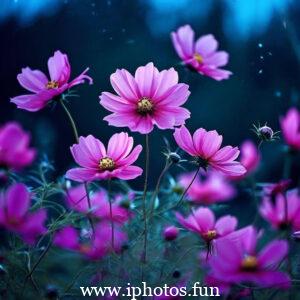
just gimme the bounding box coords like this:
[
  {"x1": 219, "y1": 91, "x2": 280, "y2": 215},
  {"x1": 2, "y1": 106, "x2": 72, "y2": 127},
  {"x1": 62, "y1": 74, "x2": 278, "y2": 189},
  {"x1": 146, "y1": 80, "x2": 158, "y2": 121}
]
[
  {"x1": 59, "y1": 98, "x2": 94, "y2": 234},
  {"x1": 150, "y1": 160, "x2": 173, "y2": 215},
  {"x1": 59, "y1": 98, "x2": 79, "y2": 143},
  {"x1": 107, "y1": 178, "x2": 115, "y2": 249},
  {"x1": 142, "y1": 134, "x2": 150, "y2": 263}
]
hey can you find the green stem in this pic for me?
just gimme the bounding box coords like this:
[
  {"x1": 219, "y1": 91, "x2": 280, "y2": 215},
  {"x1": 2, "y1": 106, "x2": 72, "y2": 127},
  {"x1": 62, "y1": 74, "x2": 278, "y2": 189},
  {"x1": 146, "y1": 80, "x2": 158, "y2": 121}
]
[
  {"x1": 142, "y1": 134, "x2": 150, "y2": 263},
  {"x1": 59, "y1": 98, "x2": 79, "y2": 143},
  {"x1": 107, "y1": 178, "x2": 115, "y2": 250},
  {"x1": 150, "y1": 160, "x2": 173, "y2": 215},
  {"x1": 59, "y1": 97, "x2": 94, "y2": 234}
]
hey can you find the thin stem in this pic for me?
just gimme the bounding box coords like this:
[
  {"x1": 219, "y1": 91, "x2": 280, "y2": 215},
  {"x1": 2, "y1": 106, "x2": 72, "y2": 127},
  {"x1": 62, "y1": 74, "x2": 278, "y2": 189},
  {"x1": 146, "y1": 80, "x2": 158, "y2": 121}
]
[
  {"x1": 59, "y1": 97, "x2": 94, "y2": 234},
  {"x1": 150, "y1": 160, "x2": 173, "y2": 215},
  {"x1": 59, "y1": 98, "x2": 79, "y2": 143},
  {"x1": 142, "y1": 134, "x2": 150, "y2": 263},
  {"x1": 107, "y1": 178, "x2": 115, "y2": 249}
]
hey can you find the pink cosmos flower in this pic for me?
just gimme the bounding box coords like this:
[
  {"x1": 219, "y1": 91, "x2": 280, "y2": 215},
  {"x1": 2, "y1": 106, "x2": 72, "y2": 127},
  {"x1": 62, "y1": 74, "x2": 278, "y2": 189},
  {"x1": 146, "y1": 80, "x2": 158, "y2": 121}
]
[
  {"x1": 0, "y1": 122, "x2": 36, "y2": 170},
  {"x1": 171, "y1": 25, "x2": 232, "y2": 81},
  {"x1": 174, "y1": 125, "x2": 246, "y2": 176},
  {"x1": 178, "y1": 171, "x2": 235, "y2": 205},
  {"x1": 53, "y1": 223, "x2": 127, "y2": 260},
  {"x1": 176, "y1": 207, "x2": 237, "y2": 243},
  {"x1": 240, "y1": 140, "x2": 260, "y2": 175},
  {"x1": 66, "y1": 132, "x2": 143, "y2": 182},
  {"x1": 209, "y1": 226, "x2": 290, "y2": 288},
  {"x1": 11, "y1": 50, "x2": 93, "y2": 112},
  {"x1": 280, "y1": 107, "x2": 300, "y2": 150},
  {"x1": 66, "y1": 184, "x2": 130, "y2": 223},
  {"x1": 0, "y1": 183, "x2": 47, "y2": 244},
  {"x1": 99, "y1": 62, "x2": 190, "y2": 134},
  {"x1": 259, "y1": 189, "x2": 300, "y2": 231}
]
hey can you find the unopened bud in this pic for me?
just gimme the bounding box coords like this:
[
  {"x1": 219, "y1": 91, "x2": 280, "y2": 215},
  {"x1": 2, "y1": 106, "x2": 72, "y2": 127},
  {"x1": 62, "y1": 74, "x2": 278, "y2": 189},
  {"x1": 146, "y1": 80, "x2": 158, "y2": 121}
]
[{"x1": 164, "y1": 226, "x2": 179, "y2": 241}]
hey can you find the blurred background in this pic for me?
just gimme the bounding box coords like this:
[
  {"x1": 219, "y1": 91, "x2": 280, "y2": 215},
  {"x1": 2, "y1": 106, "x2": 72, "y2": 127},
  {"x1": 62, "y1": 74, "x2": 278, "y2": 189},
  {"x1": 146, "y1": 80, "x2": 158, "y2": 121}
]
[{"x1": 1, "y1": 0, "x2": 300, "y2": 186}]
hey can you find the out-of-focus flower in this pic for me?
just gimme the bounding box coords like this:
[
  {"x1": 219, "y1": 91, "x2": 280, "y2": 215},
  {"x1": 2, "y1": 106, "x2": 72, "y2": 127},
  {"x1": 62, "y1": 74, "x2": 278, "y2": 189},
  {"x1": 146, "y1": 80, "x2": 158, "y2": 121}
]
[
  {"x1": 259, "y1": 189, "x2": 300, "y2": 231},
  {"x1": 174, "y1": 125, "x2": 246, "y2": 176},
  {"x1": 0, "y1": 183, "x2": 47, "y2": 244},
  {"x1": 280, "y1": 107, "x2": 300, "y2": 150},
  {"x1": 239, "y1": 140, "x2": 260, "y2": 176},
  {"x1": 53, "y1": 223, "x2": 127, "y2": 260},
  {"x1": 0, "y1": 122, "x2": 36, "y2": 170},
  {"x1": 66, "y1": 133, "x2": 143, "y2": 182},
  {"x1": 164, "y1": 226, "x2": 179, "y2": 241},
  {"x1": 171, "y1": 25, "x2": 232, "y2": 81},
  {"x1": 99, "y1": 62, "x2": 190, "y2": 134},
  {"x1": 176, "y1": 207, "x2": 237, "y2": 243},
  {"x1": 208, "y1": 226, "x2": 290, "y2": 288},
  {"x1": 263, "y1": 180, "x2": 291, "y2": 198},
  {"x1": 66, "y1": 184, "x2": 131, "y2": 223},
  {"x1": 11, "y1": 50, "x2": 93, "y2": 112},
  {"x1": 178, "y1": 171, "x2": 235, "y2": 204}
]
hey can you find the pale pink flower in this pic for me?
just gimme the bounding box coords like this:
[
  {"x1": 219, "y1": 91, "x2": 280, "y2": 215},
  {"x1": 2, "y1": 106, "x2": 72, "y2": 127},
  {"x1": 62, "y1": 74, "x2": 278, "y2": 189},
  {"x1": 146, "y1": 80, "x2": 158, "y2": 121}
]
[
  {"x1": 239, "y1": 140, "x2": 260, "y2": 176},
  {"x1": 66, "y1": 184, "x2": 131, "y2": 223},
  {"x1": 259, "y1": 189, "x2": 300, "y2": 231},
  {"x1": 174, "y1": 125, "x2": 246, "y2": 176},
  {"x1": 176, "y1": 207, "x2": 237, "y2": 242},
  {"x1": 99, "y1": 62, "x2": 190, "y2": 134},
  {"x1": 11, "y1": 50, "x2": 93, "y2": 112},
  {"x1": 178, "y1": 171, "x2": 235, "y2": 204},
  {"x1": 171, "y1": 25, "x2": 232, "y2": 81},
  {"x1": 0, "y1": 122, "x2": 36, "y2": 170},
  {"x1": 66, "y1": 133, "x2": 143, "y2": 182},
  {"x1": 280, "y1": 107, "x2": 300, "y2": 150},
  {"x1": 0, "y1": 183, "x2": 47, "y2": 244}
]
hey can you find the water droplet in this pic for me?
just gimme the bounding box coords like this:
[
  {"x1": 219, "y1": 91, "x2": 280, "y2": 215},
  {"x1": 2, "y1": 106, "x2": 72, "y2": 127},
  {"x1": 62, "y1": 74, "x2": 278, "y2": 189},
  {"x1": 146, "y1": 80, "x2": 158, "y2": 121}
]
[
  {"x1": 258, "y1": 69, "x2": 263, "y2": 74},
  {"x1": 260, "y1": 55, "x2": 264, "y2": 60},
  {"x1": 258, "y1": 43, "x2": 263, "y2": 48},
  {"x1": 268, "y1": 52, "x2": 272, "y2": 56}
]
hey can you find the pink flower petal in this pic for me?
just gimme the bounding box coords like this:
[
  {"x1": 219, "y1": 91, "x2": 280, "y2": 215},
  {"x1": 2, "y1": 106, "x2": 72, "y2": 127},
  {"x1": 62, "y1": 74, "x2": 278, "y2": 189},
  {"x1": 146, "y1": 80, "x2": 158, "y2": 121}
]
[
  {"x1": 195, "y1": 34, "x2": 218, "y2": 57},
  {"x1": 17, "y1": 67, "x2": 48, "y2": 93}
]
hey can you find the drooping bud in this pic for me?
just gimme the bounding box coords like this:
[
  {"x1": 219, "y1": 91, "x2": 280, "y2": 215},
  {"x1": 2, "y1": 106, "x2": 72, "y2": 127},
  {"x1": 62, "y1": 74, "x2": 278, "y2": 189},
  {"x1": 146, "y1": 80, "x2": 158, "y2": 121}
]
[{"x1": 169, "y1": 152, "x2": 181, "y2": 164}]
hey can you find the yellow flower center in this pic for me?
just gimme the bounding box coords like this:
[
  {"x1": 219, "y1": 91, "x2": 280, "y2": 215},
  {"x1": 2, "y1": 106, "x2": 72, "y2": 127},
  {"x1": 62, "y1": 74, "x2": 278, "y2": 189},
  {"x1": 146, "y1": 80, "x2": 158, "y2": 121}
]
[
  {"x1": 204, "y1": 230, "x2": 217, "y2": 240},
  {"x1": 46, "y1": 80, "x2": 59, "y2": 89},
  {"x1": 241, "y1": 255, "x2": 258, "y2": 271},
  {"x1": 99, "y1": 157, "x2": 115, "y2": 171},
  {"x1": 194, "y1": 53, "x2": 203, "y2": 63},
  {"x1": 137, "y1": 97, "x2": 153, "y2": 115}
]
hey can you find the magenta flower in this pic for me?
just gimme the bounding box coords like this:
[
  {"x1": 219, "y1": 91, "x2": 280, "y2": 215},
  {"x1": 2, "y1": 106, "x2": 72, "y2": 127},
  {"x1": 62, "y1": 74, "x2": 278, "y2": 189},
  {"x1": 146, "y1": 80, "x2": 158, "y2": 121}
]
[
  {"x1": 178, "y1": 171, "x2": 235, "y2": 205},
  {"x1": 280, "y1": 107, "x2": 300, "y2": 150},
  {"x1": 0, "y1": 183, "x2": 47, "y2": 244},
  {"x1": 66, "y1": 133, "x2": 143, "y2": 182},
  {"x1": 259, "y1": 189, "x2": 300, "y2": 231},
  {"x1": 209, "y1": 227, "x2": 290, "y2": 288},
  {"x1": 174, "y1": 125, "x2": 246, "y2": 176},
  {"x1": 240, "y1": 140, "x2": 260, "y2": 176},
  {"x1": 176, "y1": 207, "x2": 237, "y2": 243},
  {"x1": 11, "y1": 50, "x2": 93, "y2": 112},
  {"x1": 53, "y1": 223, "x2": 127, "y2": 260},
  {"x1": 99, "y1": 62, "x2": 190, "y2": 134},
  {"x1": 171, "y1": 25, "x2": 232, "y2": 81},
  {"x1": 0, "y1": 122, "x2": 36, "y2": 170},
  {"x1": 66, "y1": 184, "x2": 130, "y2": 223}
]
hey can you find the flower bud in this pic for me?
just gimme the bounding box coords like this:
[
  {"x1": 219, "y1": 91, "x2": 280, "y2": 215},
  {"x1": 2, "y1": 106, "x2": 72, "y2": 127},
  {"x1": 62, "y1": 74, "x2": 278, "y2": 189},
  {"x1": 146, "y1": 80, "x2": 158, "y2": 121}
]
[
  {"x1": 169, "y1": 152, "x2": 181, "y2": 164},
  {"x1": 164, "y1": 226, "x2": 179, "y2": 241},
  {"x1": 259, "y1": 125, "x2": 274, "y2": 140}
]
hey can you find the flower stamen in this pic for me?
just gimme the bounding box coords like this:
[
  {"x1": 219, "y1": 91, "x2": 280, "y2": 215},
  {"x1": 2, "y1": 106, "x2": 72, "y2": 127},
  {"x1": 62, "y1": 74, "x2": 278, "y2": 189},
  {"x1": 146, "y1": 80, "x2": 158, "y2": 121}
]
[
  {"x1": 241, "y1": 255, "x2": 258, "y2": 271},
  {"x1": 99, "y1": 157, "x2": 115, "y2": 171},
  {"x1": 194, "y1": 53, "x2": 203, "y2": 63},
  {"x1": 204, "y1": 230, "x2": 217, "y2": 241},
  {"x1": 46, "y1": 81, "x2": 59, "y2": 89},
  {"x1": 137, "y1": 97, "x2": 153, "y2": 115}
]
